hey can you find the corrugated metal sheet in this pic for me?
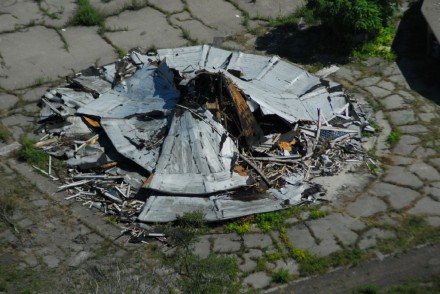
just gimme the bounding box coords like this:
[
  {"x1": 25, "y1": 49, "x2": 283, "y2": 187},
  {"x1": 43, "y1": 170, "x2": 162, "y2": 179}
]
[
  {"x1": 148, "y1": 109, "x2": 248, "y2": 194},
  {"x1": 100, "y1": 117, "x2": 167, "y2": 173}
]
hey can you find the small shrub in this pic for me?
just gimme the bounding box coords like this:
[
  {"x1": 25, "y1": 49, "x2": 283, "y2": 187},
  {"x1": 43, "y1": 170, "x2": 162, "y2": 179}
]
[
  {"x1": 272, "y1": 268, "x2": 291, "y2": 283},
  {"x1": 386, "y1": 129, "x2": 401, "y2": 145},
  {"x1": 352, "y1": 25, "x2": 397, "y2": 60},
  {"x1": 71, "y1": 0, "x2": 105, "y2": 27}
]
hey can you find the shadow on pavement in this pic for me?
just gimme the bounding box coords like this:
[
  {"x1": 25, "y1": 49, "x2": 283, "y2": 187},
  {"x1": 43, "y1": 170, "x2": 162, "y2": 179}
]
[
  {"x1": 392, "y1": 1, "x2": 440, "y2": 104},
  {"x1": 254, "y1": 24, "x2": 353, "y2": 66}
]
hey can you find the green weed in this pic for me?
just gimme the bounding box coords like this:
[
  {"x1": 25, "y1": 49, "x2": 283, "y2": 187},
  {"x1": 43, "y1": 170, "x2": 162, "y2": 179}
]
[
  {"x1": 272, "y1": 268, "x2": 291, "y2": 283},
  {"x1": 106, "y1": 216, "x2": 118, "y2": 225},
  {"x1": 352, "y1": 26, "x2": 397, "y2": 60},
  {"x1": 268, "y1": 14, "x2": 299, "y2": 28},
  {"x1": 115, "y1": 47, "x2": 126, "y2": 58},
  {"x1": 386, "y1": 129, "x2": 401, "y2": 145},
  {"x1": 0, "y1": 124, "x2": 11, "y2": 143},
  {"x1": 309, "y1": 207, "x2": 329, "y2": 220},
  {"x1": 71, "y1": 0, "x2": 105, "y2": 27},
  {"x1": 123, "y1": 0, "x2": 147, "y2": 11},
  {"x1": 19, "y1": 137, "x2": 49, "y2": 169},
  {"x1": 265, "y1": 252, "x2": 284, "y2": 261},
  {"x1": 377, "y1": 215, "x2": 440, "y2": 253},
  {"x1": 226, "y1": 221, "x2": 251, "y2": 236}
]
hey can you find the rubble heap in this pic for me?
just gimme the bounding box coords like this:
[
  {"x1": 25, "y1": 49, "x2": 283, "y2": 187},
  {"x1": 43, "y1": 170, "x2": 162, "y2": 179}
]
[{"x1": 36, "y1": 45, "x2": 376, "y2": 229}]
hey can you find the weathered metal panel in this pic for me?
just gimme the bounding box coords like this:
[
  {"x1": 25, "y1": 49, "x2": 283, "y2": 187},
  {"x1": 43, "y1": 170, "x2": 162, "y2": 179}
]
[
  {"x1": 149, "y1": 110, "x2": 248, "y2": 194},
  {"x1": 101, "y1": 117, "x2": 167, "y2": 172}
]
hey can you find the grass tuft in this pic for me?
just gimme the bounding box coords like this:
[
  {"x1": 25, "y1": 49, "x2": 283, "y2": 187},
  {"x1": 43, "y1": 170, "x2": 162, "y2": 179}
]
[{"x1": 71, "y1": 0, "x2": 105, "y2": 27}]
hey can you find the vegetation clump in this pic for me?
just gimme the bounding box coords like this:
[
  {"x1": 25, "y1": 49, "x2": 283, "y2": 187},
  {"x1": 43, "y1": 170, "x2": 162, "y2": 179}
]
[{"x1": 71, "y1": 0, "x2": 105, "y2": 27}]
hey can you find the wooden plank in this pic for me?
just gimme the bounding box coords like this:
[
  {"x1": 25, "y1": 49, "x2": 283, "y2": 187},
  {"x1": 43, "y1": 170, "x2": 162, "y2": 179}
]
[{"x1": 224, "y1": 76, "x2": 264, "y2": 147}]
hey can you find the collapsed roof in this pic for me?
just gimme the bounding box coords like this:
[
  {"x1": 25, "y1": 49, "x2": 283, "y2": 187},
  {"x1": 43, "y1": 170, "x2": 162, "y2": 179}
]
[{"x1": 38, "y1": 45, "x2": 373, "y2": 223}]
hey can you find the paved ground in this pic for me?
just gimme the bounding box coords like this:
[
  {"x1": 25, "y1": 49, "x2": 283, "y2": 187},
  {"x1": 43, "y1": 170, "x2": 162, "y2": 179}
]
[{"x1": 1, "y1": 0, "x2": 440, "y2": 292}]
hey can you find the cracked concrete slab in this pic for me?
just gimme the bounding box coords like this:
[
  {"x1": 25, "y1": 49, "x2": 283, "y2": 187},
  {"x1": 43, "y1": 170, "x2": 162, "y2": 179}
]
[
  {"x1": 149, "y1": 0, "x2": 184, "y2": 13},
  {"x1": 383, "y1": 166, "x2": 424, "y2": 189},
  {"x1": 212, "y1": 233, "x2": 241, "y2": 253},
  {"x1": 408, "y1": 198, "x2": 440, "y2": 216},
  {"x1": 186, "y1": 0, "x2": 243, "y2": 36},
  {"x1": 0, "y1": 93, "x2": 18, "y2": 109},
  {"x1": 382, "y1": 94, "x2": 406, "y2": 110},
  {"x1": 243, "y1": 233, "x2": 273, "y2": 249},
  {"x1": 397, "y1": 124, "x2": 429, "y2": 134},
  {"x1": 235, "y1": 0, "x2": 304, "y2": 18},
  {"x1": 393, "y1": 135, "x2": 421, "y2": 156},
  {"x1": 105, "y1": 7, "x2": 186, "y2": 51},
  {"x1": 39, "y1": 0, "x2": 77, "y2": 27},
  {"x1": 409, "y1": 161, "x2": 440, "y2": 182},
  {"x1": 388, "y1": 110, "x2": 416, "y2": 126},
  {"x1": 346, "y1": 195, "x2": 388, "y2": 217},
  {"x1": 243, "y1": 271, "x2": 271, "y2": 289},
  {"x1": 371, "y1": 182, "x2": 419, "y2": 210},
  {"x1": 62, "y1": 26, "x2": 117, "y2": 67},
  {"x1": 0, "y1": 0, "x2": 42, "y2": 30},
  {"x1": 170, "y1": 11, "x2": 219, "y2": 44},
  {"x1": 285, "y1": 224, "x2": 316, "y2": 250}
]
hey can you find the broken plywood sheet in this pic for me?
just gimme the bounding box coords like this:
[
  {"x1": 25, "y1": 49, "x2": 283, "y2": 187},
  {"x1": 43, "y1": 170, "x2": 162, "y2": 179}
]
[{"x1": 149, "y1": 109, "x2": 248, "y2": 194}]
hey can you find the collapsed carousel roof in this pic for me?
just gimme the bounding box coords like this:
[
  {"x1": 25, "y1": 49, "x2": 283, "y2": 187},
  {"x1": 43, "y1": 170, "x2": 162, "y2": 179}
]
[{"x1": 38, "y1": 45, "x2": 373, "y2": 224}]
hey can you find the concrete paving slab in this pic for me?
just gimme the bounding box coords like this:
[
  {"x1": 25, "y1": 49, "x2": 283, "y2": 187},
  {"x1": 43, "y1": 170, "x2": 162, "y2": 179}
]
[
  {"x1": 392, "y1": 155, "x2": 414, "y2": 165},
  {"x1": 431, "y1": 158, "x2": 440, "y2": 170},
  {"x1": 356, "y1": 76, "x2": 381, "y2": 87},
  {"x1": 243, "y1": 271, "x2": 272, "y2": 289},
  {"x1": 235, "y1": 0, "x2": 304, "y2": 18},
  {"x1": 366, "y1": 85, "x2": 392, "y2": 98},
  {"x1": 275, "y1": 259, "x2": 299, "y2": 275},
  {"x1": 408, "y1": 197, "x2": 440, "y2": 216},
  {"x1": 0, "y1": 26, "x2": 75, "y2": 90},
  {"x1": 22, "y1": 86, "x2": 47, "y2": 102},
  {"x1": 383, "y1": 166, "x2": 424, "y2": 189},
  {"x1": 170, "y1": 11, "x2": 219, "y2": 44},
  {"x1": 2, "y1": 114, "x2": 34, "y2": 127},
  {"x1": 382, "y1": 94, "x2": 406, "y2": 110},
  {"x1": 285, "y1": 224, "x2": 315, "y2": 250},
  {"x1": 0, "y1": 13, "x2": 20, "y2": 32},
  {"x1": 409, "y1": 161, "x2": 440, "y2": 182},
  {"x1": 194, "y1": 235, "x2": 211, "y2": 258},
  {"x1": 0, "y1": 93, "x2": 18, "y2": 109},
  {"x1": 309, "y1": 238, "x2": 341, "y2": 257},
  {"x1": 397, "y1": 124, "x2": 429, "y2": 134},
  {"x1": 392, "y1": 135, "x2": 420, "y2": 155},
  {"x1": 105, "y1": 7, "x2": 186, "y2": 51},
  {"x1": 425, "y1": 183, "x2": 440, "y2": 201},
  {"x1": 212, "y1": 233, "x2": 241, "y2": 253},
  {"x1": 243, "y1": 233, "x2": 273, "y2": 249},
  {"x1": 89, "y1": 0, "x2": 126, "y2": 15},
  {"x1": 358, "y1": 228, "x2": 395, "y2": 250},
  {"x1": 419, "y1": 112, "x2": 437, "y2": 123},
  {"x1": 0, "y1": 142, "x2": 21, "y2": 156},
  {"x1": 186, "y1": 0, "x2": 243, "y2": 36},
  {"x1": 240, "y1": 249, "x2": 261, "y2": 272},
  {"x1": 346, "y1": 195, "x2": 388, "y2": 217},
  {"x1": 62, "y1": 26, "x2": 117, "y2": 67},
  {"x1": 149, "y1": 0, "x2": 184, "y2": 13},
  {"x1": 388, "y1": 74, "x2": 410, "y2": 89},
  {"x1": 332, "y1": 66, "x2": 362, "y2": 82},
  {"x1": 371, "y1": 182, "x2": 419, "y2": 210},
  {"x1": 377, "y1": 80, "x2": 395, "y2": 92},
  {"x1": 307, "y1": 213, "x2": 364, "y2": 248},
  {"x1": 42, "y1": 255, "x2": 60, "y2": 268},
  {"x1": 39, "y1": 0, "x2": 77, "y2": 27},
  {"x1": 0, "y1": 0, "x2": 42, "y2": 29},
  {"x1": 388, "y1": 110, "x2": 416, "y2": 126},
  {"x1": 426, "y1": 216, "x2": 440, "y2": 227}
]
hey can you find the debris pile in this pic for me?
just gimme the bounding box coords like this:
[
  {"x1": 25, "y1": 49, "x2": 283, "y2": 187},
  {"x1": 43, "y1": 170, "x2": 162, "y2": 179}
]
[{"x1": 36, "y1": 45, "x2": 376, "y2": 229}]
